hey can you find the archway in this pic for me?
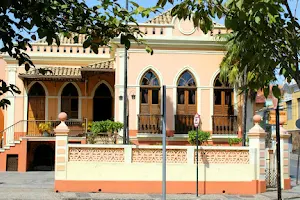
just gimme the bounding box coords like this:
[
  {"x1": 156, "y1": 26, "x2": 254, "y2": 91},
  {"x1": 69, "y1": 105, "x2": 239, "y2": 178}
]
[
  {"x1": 213, "y1": 75, "x2": 236, "y2": 134},
  {"x1": 32, "y1": 144, "x2": 54, "y2": 171},
  {"x1": 61, "y1": 83, "x2": 79, "y2": 119},
  {"x1": 93, "y1": 83, "x2": 113, "y2": 121},
  {"x1": 175, "y1": 70, "x2": 197, "y2": 133},
  {"x1": 28, "y1": 82, "x2": 46, "y2": 136}
]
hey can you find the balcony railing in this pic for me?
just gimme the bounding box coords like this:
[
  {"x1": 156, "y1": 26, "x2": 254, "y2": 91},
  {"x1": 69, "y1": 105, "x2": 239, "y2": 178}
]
[
  {"x1": 212, "y1": 115, "x2": 238, "y2": 135},
  {"x1": 0, "y1": 119, "x2": 87, "y2": 148},
  {"x1": 175, "y1": 115, "x2": 196, "y2": 134},
  {"x1": 138, "y1": 114, "x2": 162, "y2": 134}
]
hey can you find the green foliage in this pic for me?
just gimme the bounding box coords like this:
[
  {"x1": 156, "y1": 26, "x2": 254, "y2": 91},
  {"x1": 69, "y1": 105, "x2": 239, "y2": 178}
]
[
  {"x1": 38, "y1": 122, "x2": 52, "y2": 133},
  {"x1": 0, "y1": 0, "x2": 160, "y2": 108},
  {"x1": 87, "y1": 132, "x2": 98, "y2": 144},
  {"x1": 91, "y1": 120, "x2": 123, "y2": 134},
  {"x1": 228, "y1": 138, "x2": 243, "y2": 146},
  {"x1": 188, "y1": 130, "x2": 210, "y2": 145},
  {"x1": 157, "y1": 0, "x2": 300, "y2": 95}
]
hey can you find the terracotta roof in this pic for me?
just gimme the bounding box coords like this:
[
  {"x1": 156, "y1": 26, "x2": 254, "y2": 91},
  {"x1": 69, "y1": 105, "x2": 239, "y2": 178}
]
[
  {"x1": 82, "y1": 59, "x2": 114, "y2": 71},
  {"x1": 19, "y1": 66, "x2": 82, "y2": 79},
  {"x1": 34, "y1": 34, "x2": 86, "y2": 45},
  {"x1": 146, "y1": 9, "x2": 173, "y2": 24}
]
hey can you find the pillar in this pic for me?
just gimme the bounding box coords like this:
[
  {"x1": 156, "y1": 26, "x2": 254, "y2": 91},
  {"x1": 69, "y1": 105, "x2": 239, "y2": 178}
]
[
  {"x1": 248, "y1": 115, "x2": 266, "y2": 193},
  {"x1": 279, "y1": 120, "x2": 291, "y2": 190},
  {"x1": 54, "y1": 112, "x2": 69, "y2": 182}
]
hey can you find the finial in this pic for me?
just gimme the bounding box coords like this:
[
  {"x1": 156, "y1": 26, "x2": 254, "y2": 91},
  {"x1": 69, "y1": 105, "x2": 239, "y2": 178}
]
[
  {"x1": 253, "y1": 115, "x2": 261, "y2": 124},
  {"x1": 58, "y1": 112, "x2": 67, "y2": 122}
]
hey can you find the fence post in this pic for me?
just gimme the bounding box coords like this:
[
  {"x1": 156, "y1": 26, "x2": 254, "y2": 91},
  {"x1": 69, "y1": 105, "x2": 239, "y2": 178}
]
[
  {"x1": 279, "y1": 119, "x2": 291, "y2": 190},
  {"x1": 54, "y1": 112, "x2": 69, "y2": 184},
  {"x1": 248, "y1": 115, "x2": 266, "y2": 193}
]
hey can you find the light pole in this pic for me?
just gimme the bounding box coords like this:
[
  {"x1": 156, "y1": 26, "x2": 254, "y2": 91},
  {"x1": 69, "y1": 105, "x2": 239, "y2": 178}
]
[{"x1": 123, "y1": 0, "x2": 129, "y2": 144}]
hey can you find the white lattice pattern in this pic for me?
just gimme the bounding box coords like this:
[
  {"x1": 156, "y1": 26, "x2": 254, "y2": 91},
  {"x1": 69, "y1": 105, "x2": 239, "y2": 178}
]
[
  {"x1": 69, "y1": 147, "x2": 124, "y2": 162},
  {"x1": 194, "y1": 150, "x2": 249, "y2": 164},
  {"x1": 132, "y1": 149, "x2": 187, "y2": 163}
]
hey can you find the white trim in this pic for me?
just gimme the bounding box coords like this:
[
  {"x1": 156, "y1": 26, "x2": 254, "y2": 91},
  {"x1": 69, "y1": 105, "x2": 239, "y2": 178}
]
[
  {"x1": 178, "y1": 19, "x2": 196, "y2": 35},
  {"x1": 210, "y1": 69, "x2": 220, "y2": 87},
  {"x1": 27, "y1": 81, "x2": 49, "y2": 120},
  {"x1": 209, "y1": 88, "x2": 214, "y2": 130},
  {"x1": 135, "y1": 65, "x2": 164, "y2": 86},
  {"x1": 127, "y1": 49, "x2": 226, "y2": 55},
  {"x1": 172, "y1": 66, "x2": 200, "y2": 86},
  {"x1": 135, "y1": 65, "x2": 164, "y2": 116},
  {"x1": 114, "y1": 84, "x2": 213, "y2": 89},
  {"x1": 91, "y1": 80, "x2": 114, "y2": 97},
  {"x1": 57, "y1": 82, "x2": 82, "y2": 119},
  {"x1": 6, "y1": 67, "x2": 16, "y2": 144},
  {"x1": 172, "y1": 67, "x2": 201, "y2": 122}
]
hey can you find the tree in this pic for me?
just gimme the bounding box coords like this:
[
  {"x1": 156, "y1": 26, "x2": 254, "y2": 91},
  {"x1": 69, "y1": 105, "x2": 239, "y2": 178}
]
[
  {"x1": 0, "y1": 0, "x2": 158, "y2": 108},
  {"x1": 157, "y1": 0, "x2": 299, "y2": 98}
]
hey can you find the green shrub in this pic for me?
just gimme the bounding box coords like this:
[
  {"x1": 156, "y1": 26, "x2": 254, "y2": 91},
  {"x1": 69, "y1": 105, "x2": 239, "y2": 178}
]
[
  {"x1": 188, "y1": 130, "x2": 210, "y2": 145},
  {"x1": 228, "y1": 138, "x2": 243, "y2": 146},
  {"x1": 91, "y1": 120, "x2": 123, "y2": 134}
]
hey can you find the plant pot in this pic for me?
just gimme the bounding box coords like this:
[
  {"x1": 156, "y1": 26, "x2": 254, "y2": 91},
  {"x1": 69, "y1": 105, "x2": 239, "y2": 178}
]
[{"x1": 43, "y1": 131, "x2": 49, "y2": 137}]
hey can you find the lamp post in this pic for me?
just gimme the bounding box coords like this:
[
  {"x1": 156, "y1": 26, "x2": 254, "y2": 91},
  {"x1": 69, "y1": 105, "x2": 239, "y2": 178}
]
[{"x1": 123, "y1": 0, "x2": 129, "y2": 144}]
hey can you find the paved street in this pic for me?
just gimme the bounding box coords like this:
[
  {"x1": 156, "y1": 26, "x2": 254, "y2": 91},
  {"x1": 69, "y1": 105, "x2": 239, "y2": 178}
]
[
  {"x1": 291, "y1": 153, "x2": 300, "y2": 181},
  {"x1": 0, "y1": 159, "x2": 299, "y2": 200}
]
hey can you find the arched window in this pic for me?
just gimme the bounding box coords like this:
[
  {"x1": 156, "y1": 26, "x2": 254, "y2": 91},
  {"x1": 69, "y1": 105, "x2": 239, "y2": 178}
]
[
  {"x1": 177, "y1": 71, "x2": 196, "y2": 115},
  {"x1": 61, "y1": 83, "x2": 79, "y2": 119},
  {"x1": 140, "y1": 70, "x2": 160, "y2": 114},
  {"x1": 29, "y1": 82, "x2": 45, "y2": 96},
  {"x1": 213, "y1": 75, "x2": 233, "y2": 115}
]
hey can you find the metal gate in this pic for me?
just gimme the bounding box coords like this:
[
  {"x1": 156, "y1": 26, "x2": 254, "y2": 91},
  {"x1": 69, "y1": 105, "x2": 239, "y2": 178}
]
[
  {"x1": 6, "y1": 155, "x2": 18, "y2": 171},
  {"x1": 265, "y1": 149, "x2": 277, "y2": 188},
  {"x1": 265, "y1": 168, "x2": 277, "y2": 188}
]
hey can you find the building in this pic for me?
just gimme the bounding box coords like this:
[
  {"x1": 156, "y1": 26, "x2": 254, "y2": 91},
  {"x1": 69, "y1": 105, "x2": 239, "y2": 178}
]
[{"x1": 0, "y1": 10, "x2": 263, "y2": 171}]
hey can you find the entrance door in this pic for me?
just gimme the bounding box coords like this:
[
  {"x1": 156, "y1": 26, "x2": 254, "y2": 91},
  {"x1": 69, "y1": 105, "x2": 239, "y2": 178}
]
[
  {"x1": 6, "y1": 155, "x2": 18, "y2": 171},
  {"x1": 93, "y1": 83, "x2": 113, "y2": 121},
  {"x1": 28, "y1": 83, "x2": 46, "y2": 136}
]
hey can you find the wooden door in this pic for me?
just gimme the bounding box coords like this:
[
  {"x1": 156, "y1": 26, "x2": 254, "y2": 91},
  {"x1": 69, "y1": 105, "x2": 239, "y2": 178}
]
[
  {"x1": 6, "y1": 155, "x2": 18, "y2": 171},
  {"x1": 28, "y1": 97, "x2": 45, "y2": 136},
  {"x1": 213, "y1": 89, "x2": 233, "y2": 116},
  {"x1": 140, "y1": 88, "x2": 160, "y2": 115},
  {"x1": 140, "y1": 88, "x2": 160, "y2": 131},
  {"x1": 177, "y1": 89, "x2": 196, "y2": 115}
]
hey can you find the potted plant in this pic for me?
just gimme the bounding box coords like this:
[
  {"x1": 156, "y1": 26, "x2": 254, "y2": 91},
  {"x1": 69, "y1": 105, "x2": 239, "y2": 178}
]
[
  {"x1": 188, "y1": 130, "x2": 210, "y2": 145},
  {"x1": 38, "y1": 122, "x2": 52, "y2": 137},
  {"x1": 90, "y1": 120, "x2": 123, "y2": 144},
  {"x1": 82, "y1": 121, "x2": 93, "y2": 132}
]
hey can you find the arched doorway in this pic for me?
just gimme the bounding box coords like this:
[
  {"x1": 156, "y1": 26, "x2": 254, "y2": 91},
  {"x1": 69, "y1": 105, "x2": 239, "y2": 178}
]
[
  {"x1": 138, "y1": 70, "x2": 161, "y2": 133},
  {"x1": 213, "y1": 75, "x2": 236, "y2": 134},
  {"x1": 61, "y1": 83, "x2": 79, "y2": 119},
  {"x1": 28, "y1": 82, "x2": 46, "y2": 136},
  {"x1": 93, "y1": 83, "x2": 113, "y2": 121},
  {"x1": 32, "y1": 144, "x2": 54, "y2": 171},
  {"x1": 175, "y1": 70, "x2": 197, "y2": 133}
]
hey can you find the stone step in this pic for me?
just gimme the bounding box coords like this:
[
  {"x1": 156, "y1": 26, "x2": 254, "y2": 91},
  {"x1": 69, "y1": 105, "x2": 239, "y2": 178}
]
[
  {"x1": 0, "y1": 148, "x2": 4, "y2": 153},
  {"x1": 13, "y1": 140, "x2": 21, "y2": 144},
  {"x1": 3, "y1": 146, "x2": 10, "y2": 150}
]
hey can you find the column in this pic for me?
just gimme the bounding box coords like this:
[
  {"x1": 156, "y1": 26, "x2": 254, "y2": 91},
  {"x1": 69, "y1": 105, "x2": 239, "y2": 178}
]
[
  {"x1": 54, "y1": 112, "x2": 69, "y2": 181},
  {"x1": 248, "y1": 115, "x2": 267, "y2": 193},
  {"x1": 6, "y1": 66, "x2": 16, "y2": 144},
  {"x1": 279, "y1": 120, "x2": 291, "y2": 190}
]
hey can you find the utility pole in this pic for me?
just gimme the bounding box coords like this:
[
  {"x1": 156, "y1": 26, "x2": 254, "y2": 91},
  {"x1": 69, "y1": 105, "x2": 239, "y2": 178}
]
[
  {"x1": 162, "y1": 85, "x2": 166, "y2": 200},
  {"x1": 242, "y1": 66, "x2": 248, "y2": 146},
  {"x1": 123, "y1": 0, "x2": 129, "y2": 144},
  {"x1": 275, "y1": 103, "x2": 282, "y2": 200}
]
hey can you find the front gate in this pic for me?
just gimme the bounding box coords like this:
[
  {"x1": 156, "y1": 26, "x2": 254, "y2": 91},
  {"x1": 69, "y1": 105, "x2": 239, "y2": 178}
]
[
  {"x1": 6, "y1": 154, "x2": 18, "y2": 171},
  {"x1": 265, "y1": 149, "x2": 277, "y2": 188}
]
